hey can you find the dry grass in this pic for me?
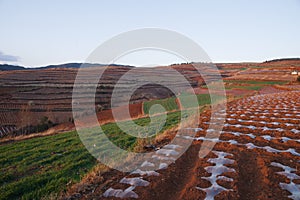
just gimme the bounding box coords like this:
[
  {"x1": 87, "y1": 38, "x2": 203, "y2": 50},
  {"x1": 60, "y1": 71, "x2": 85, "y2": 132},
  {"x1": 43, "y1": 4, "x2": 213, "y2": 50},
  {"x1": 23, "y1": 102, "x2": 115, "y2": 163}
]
[
  {"x1": 154, "y1": 125, "x2": 179, "y2": 144},
  {"x1": 0, "y1": 123, "x2": 75, "y2": 145},
  {"x1": 41, "y1": 193, "x2": 60, "y2": 200},
  {"x1": 60, "y1": 164, "x2": 110, "y2": 199}
]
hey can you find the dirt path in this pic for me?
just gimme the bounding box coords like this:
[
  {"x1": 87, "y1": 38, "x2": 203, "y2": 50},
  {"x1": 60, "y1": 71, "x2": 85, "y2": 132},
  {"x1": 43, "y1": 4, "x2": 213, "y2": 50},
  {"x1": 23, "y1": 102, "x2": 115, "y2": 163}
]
[
  {"x1": 236, "y1": 150, "x2": 261, "y2": 200},
  {"x1": 134, "y1": 144, "x2": 201, "y2": 200}
]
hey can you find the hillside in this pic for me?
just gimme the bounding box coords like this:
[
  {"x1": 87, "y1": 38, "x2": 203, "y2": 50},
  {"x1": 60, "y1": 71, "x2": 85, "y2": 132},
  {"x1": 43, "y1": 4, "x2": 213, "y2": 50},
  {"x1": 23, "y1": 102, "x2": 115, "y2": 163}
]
[
  {"x1": 0, "y1": 64, "x2": 25, "y2": 71},
  {"x1": 0, "y1": 63, "x2": 133, "y2": 71},
  {"x1": 1, "y1": 59, "x2": 300, "y2": 138},
  {"x1": 0, "y1": 65, "x2": 201, "y2": 137}
]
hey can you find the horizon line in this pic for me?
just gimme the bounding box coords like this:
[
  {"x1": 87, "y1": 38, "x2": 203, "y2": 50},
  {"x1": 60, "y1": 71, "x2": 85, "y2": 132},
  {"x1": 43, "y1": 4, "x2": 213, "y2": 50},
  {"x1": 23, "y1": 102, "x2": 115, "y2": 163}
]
[{"x1": 1, "y1": 57, "x2": 300, "y2": 68}]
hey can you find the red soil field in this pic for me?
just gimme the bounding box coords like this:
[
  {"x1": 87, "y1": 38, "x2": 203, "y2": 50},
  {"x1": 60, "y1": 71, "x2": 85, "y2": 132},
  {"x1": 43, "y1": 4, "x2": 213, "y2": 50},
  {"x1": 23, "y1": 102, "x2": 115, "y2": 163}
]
[
  {"x1": 97, "y1": 103, "x2": 144, "y2": 124},
  {"x1": 192, "y1": 87, "x2": 255, "y2": 97},
  {"x1": 65, "y1": 91, "x2": 300, "y2": 200}
]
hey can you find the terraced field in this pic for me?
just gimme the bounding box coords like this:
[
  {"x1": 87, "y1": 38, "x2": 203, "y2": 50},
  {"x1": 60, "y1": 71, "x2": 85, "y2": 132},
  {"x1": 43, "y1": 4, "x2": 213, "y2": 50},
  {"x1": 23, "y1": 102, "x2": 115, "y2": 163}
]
[
  {"x1": 188, "y1": 91, "x2": 300, "y2": 199},
  {"x1": 0, "y1": 66, "x2": 204, "y2": 137}
]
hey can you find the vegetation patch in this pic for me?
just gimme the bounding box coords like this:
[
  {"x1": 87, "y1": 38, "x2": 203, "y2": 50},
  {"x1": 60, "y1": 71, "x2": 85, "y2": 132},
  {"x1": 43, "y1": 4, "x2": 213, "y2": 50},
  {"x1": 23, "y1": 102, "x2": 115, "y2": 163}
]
[
  {"x1": 179, "y1": 93, "x2": 224, "y2": 109},
  {"x1": 223, "y1": 80, "x2": 288, "y2": 85},
  {"x1": 0, "y1": 131, "x2": 96, "y2": 200},
  {"x1": 225, "y1": 85, "x2": 264, "y2": 90},
  {"x1": 143, "y1": 97, "x2": 178, "y2": 114},
  {"x1": 221, "y1": 80, "x2": 288, "y2": 91},
  {"x1": 0, "y1": 110, "x2": 184, "y2": 200}
]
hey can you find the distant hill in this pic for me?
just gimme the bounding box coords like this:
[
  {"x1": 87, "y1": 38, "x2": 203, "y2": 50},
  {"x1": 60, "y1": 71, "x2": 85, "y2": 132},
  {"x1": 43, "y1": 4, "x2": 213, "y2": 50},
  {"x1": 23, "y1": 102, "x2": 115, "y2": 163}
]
[
  {"x1": 38, "y1": 63, "x2": 95, "y2": 69},
  {"x1": 0, "y1": 64, "x2": 26, "y2": 71},
  {"x1": 264, "y1": 58, "x2": 300, "y2": 63},
  {"x1": 0, "y1": 63, "x2": 134, "y2": 71},
  {"x1": 2, "y1": 58, "x2": 300, "y2": 71}
]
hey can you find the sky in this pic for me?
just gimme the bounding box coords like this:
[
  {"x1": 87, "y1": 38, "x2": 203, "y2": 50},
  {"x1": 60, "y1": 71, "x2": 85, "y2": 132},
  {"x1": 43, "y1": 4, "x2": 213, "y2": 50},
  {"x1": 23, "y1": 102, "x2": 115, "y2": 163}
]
[{"x1": 0, "y1": 0, "x2": 299, "y2": 67}]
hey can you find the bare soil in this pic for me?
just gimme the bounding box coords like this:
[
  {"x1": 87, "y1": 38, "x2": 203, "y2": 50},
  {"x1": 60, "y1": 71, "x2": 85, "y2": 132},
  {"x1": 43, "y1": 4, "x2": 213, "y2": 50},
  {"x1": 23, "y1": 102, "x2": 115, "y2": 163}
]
[{"x1": 63, "y1": 91, "x2": 300, "y2": 200}]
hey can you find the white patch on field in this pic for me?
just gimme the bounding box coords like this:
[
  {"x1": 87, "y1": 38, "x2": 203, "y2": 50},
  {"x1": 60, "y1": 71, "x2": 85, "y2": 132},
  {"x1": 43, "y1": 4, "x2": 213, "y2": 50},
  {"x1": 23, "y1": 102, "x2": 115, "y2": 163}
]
[
  {"x1": 163, "y1": 144, "x2": 182, "y2": 150},
  {"x1": 131, "y1": 169, "x2": 159, "y2": 176},
  {"x1": 159, "y1": 163, "x2": 168, "y2": 170},
  {"x1": 152, "y1": 154, "x2": 176, "y2": 161},
  {"x1": 155, "y1": 149, "x2": 179, "y2": 156},
  {"x1": 261, "y1": 135, "x2": 272, "y2": 141},
  {"x1": 196, "y1": 151, "x2": 235, "y2": 200},
  {"x1": 103, "y1": 186, "x2": 138, "y2": 199},
  {"x1": 141, "y1": 161, "x2": 155, "y2": 168},
  {"x1": 271, "y1": 162, "x2": 300, "y2": 200},
  {"x1": 120, "y1": 177, "x2": 150, "y2": 187}
]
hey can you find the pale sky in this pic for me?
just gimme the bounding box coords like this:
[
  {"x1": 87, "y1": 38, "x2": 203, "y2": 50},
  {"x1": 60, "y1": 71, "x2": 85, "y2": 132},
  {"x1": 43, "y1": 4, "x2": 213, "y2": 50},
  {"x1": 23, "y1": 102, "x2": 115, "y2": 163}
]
[{"x1": 0, "y1": 0, "x2": 299, "y2": 67}]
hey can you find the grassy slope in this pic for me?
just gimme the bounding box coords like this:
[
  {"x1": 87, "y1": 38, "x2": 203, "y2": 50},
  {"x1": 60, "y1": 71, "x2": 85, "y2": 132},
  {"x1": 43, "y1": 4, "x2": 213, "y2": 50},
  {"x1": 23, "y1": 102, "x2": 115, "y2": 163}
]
[
  {"x1": 143, "y1": 97, "x2": 178, "y2": 114},
  {"x1": 0, "y1": 131, "x2": 96, "y2": 200},
  {"x1": 223, "y1": 80, "x2": 288, "y2": 85},
  {"x1": 202, "y1": 80, "x2": 288, "y2": 91},
  {"x1": 224, "y1": 80, "x2": 287, "y2": 90},
  {"x1": 0, "y1": 111, "x2": 182, "y2": 200},
  {"x1": 144, "y1": 94, "x2": 224, "y2": 112}
]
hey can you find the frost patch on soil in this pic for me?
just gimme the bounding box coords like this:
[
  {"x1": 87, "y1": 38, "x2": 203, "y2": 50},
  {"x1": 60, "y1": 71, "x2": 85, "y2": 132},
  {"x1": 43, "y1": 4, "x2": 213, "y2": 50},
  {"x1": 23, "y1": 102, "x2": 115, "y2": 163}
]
[
  {"x1": 103, "y1": 186, "x2": 138, "y2": 199},
  {"x1": 156, "y1": 149, "x2": 180, "y2": 156},
  {"x1": 291, "y1": 129, "x2": 300, "y2": 134},
  {"x1": 120, "y1": 177, "x2": 150, "y2": 187},
  {"x1": 163, "y1": 144, "x2": 182, "y2": 150},
  {"x1": 185, "y1": 127, "x2": 203, "y2": 132},
  {"x1": 103, "y1": 140, "x2": 182, "y2": 198},
  {"x1": 131, "y1": 169, "x2": 160, "y2": 176},
  {"x1": 159, "y1": 163, "x2": 168, "y2": 170},
  {"x1": 261, "y1": 135, "x2": 272, "y2": 141},
  {"x1": 152, "y1": 154, "x2": 176, "y2": 161},
  {"x1": 194, "y1": 136, "x2": 220, "y2": 142},
  {"x1": 271, "y1": 162, "x2": 300, "y2": 200},
  {"x1": 244, "y1": 143, "x2": 300, "y2": 156},
  {"x1": 196, "y1": 151, "x2": 235, "y2": 199},
  {"x1": 141, "y1": 161, "x2": 155, "y2": 168}
]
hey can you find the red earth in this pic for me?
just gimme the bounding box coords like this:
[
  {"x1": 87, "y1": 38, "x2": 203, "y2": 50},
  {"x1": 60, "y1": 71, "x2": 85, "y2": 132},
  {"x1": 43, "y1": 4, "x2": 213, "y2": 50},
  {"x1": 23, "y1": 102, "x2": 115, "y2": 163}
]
[{"x1": 64, "y1": 90, "x2": 300, "y2": 200}]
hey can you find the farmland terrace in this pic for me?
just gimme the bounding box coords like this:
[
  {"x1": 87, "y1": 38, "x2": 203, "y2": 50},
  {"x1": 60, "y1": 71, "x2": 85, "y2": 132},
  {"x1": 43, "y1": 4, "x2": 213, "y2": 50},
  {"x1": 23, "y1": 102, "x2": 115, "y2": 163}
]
[
  {"x1": 1, "y1": 60, "x2": 300, "y2": 138},
  {"x1": 65, "y1": 90, "x2": 300, "y2": 200},
  {"x1": 0, "y1": 64, "x2": 224, "y2": 137}
]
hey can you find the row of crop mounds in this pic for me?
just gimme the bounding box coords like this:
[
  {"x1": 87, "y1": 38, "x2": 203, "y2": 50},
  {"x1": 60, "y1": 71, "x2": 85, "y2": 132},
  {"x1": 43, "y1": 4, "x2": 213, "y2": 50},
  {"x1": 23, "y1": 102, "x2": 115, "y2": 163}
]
[
  {"x1": 97, "y1": 91, "x2": 300, "y2": 199},
  {"x1": 227, "y1": 66, "x2": 300, "y2": 81},
  {"x1": 188, "y1": 91, "x2": 300, "y2": 199}
]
